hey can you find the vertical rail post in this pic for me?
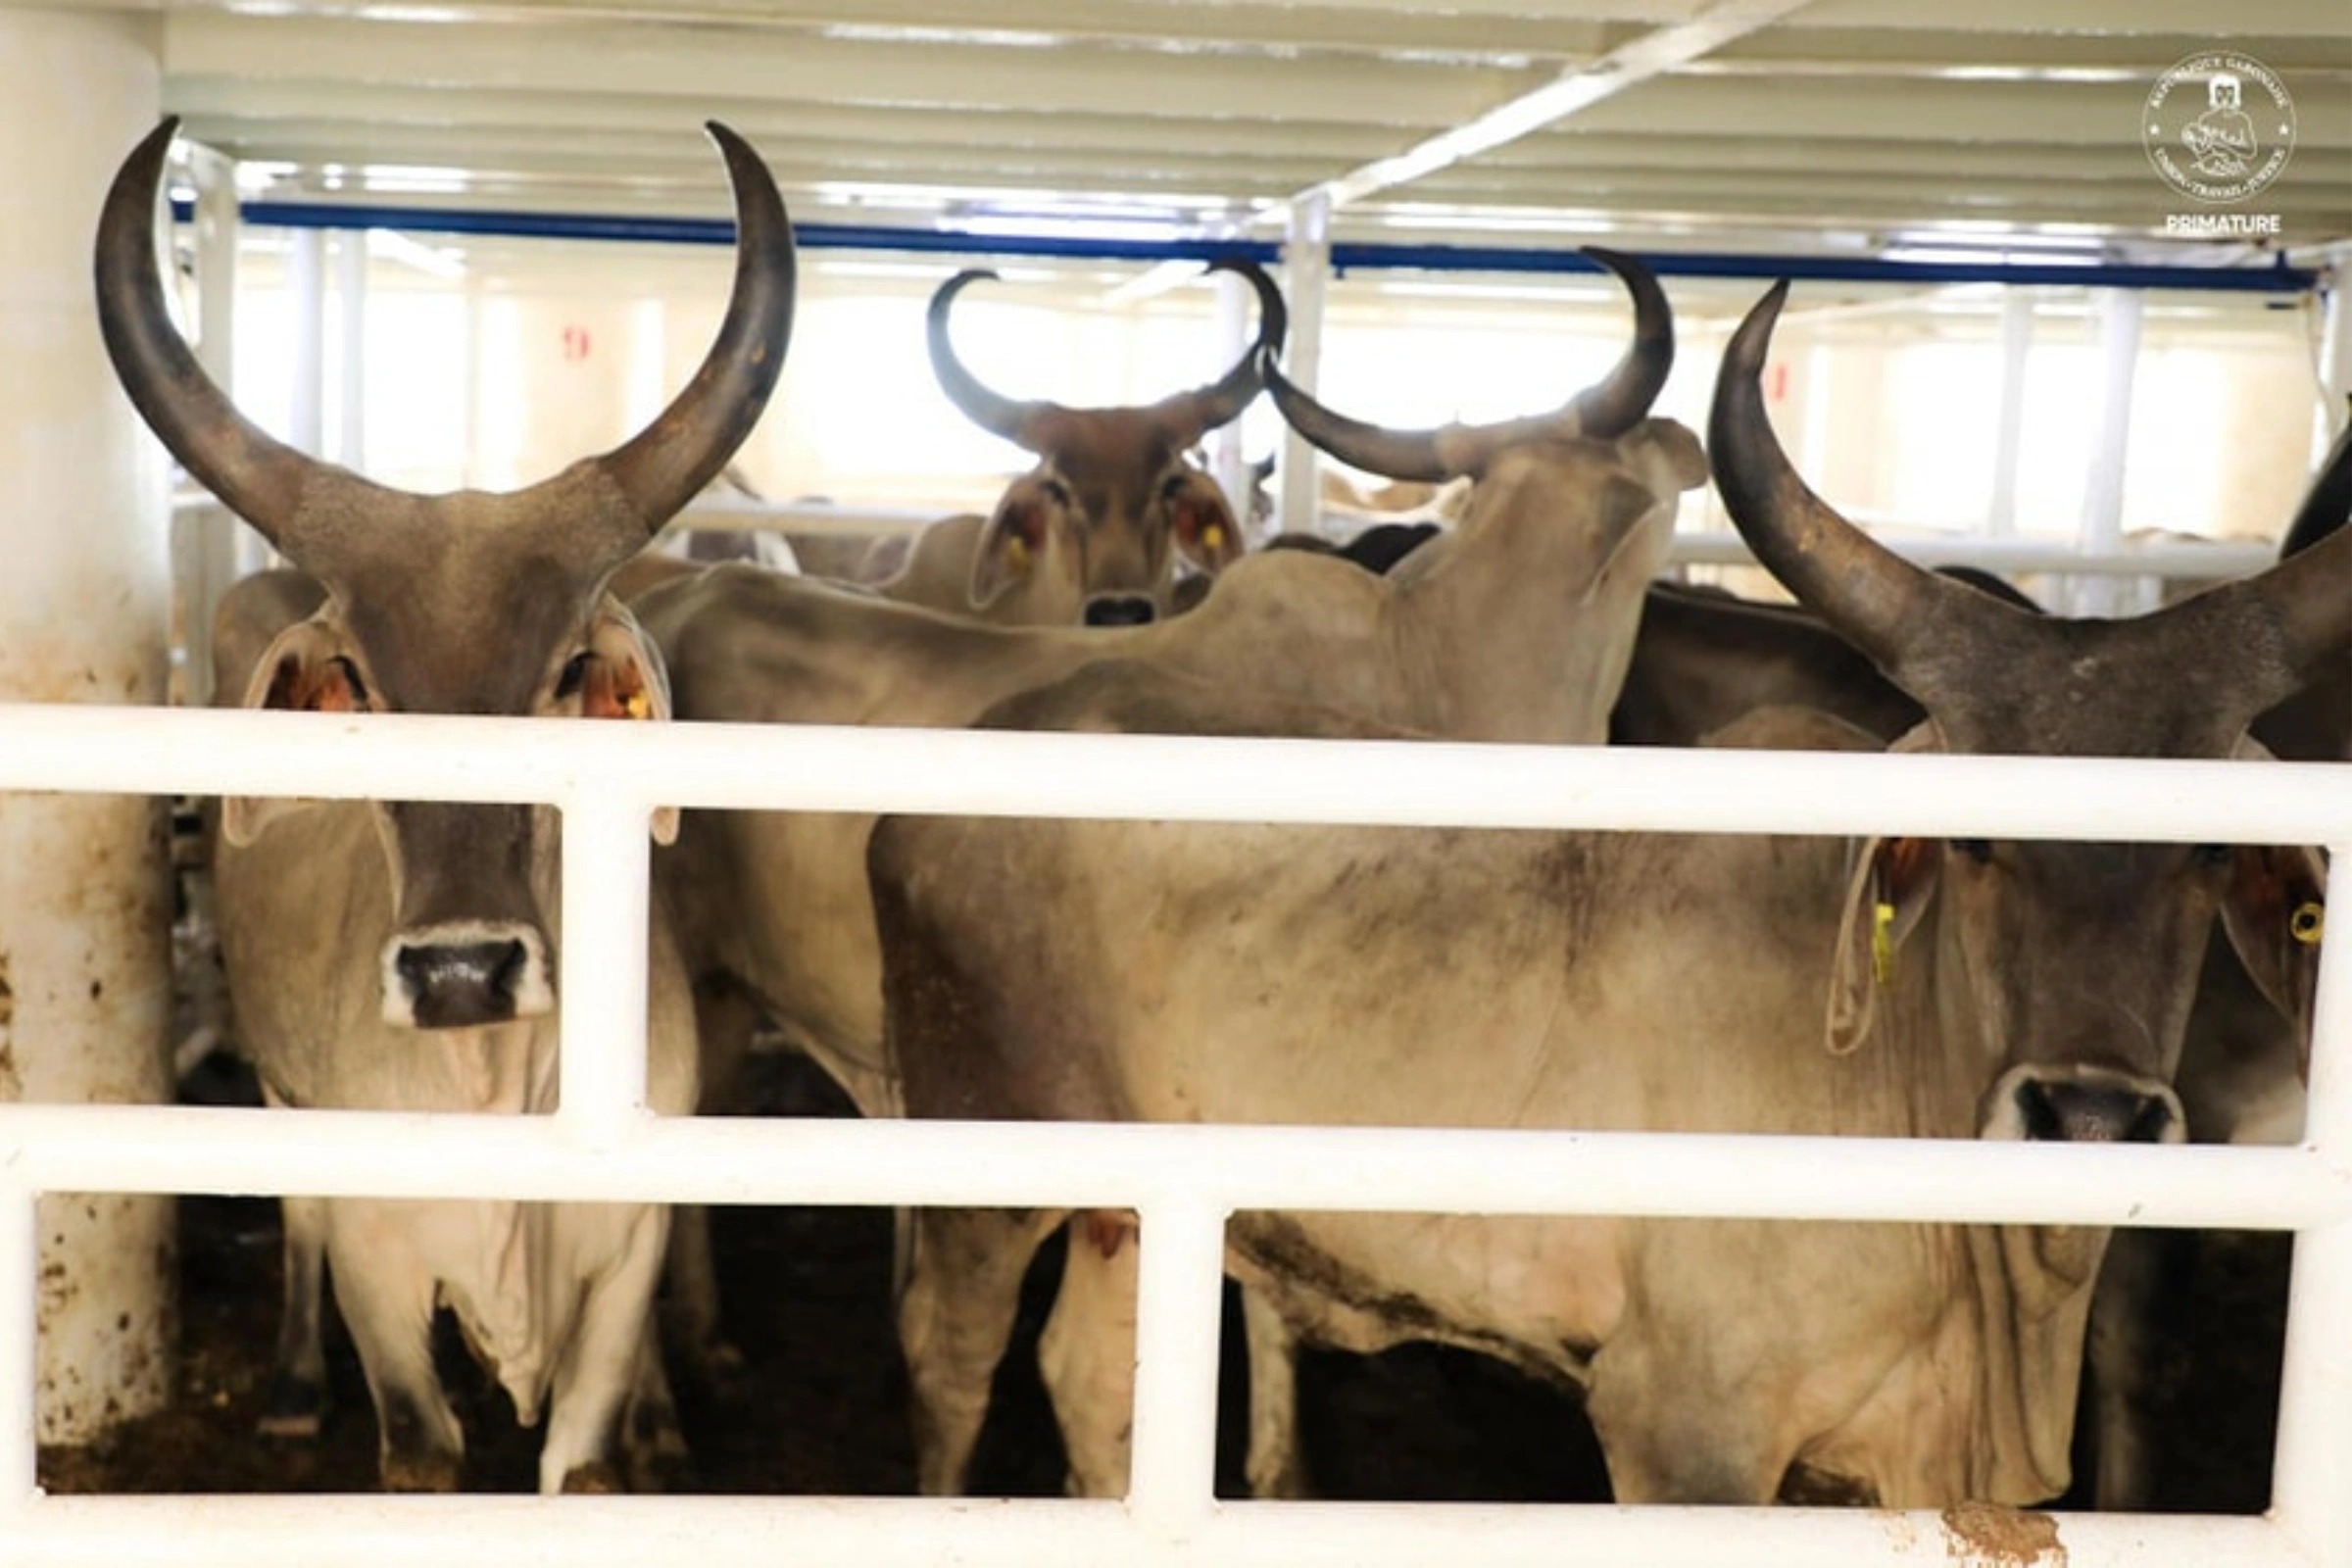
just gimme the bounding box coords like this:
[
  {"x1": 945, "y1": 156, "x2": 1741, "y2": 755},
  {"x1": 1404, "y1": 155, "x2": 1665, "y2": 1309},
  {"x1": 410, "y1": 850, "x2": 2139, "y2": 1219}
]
[
  {"x1": 336, "y1": 232, "x2": 368, "y2": 471},
  {"x1": 2269, "y1": 844, "x2": 2352, "y2": 1564},
  {"x1": 1278, "y1": 194, "x2": 1331, "y2": 538},
  {"x1": 1125, "y1": 1196, "x2": 1228, "y2": 1539},
  {"x1": 557, "y1": 792, "x2": 651, "y2": 1145},
  {"x1": 2075, "y1": 287, "x2": 2142, "y2": 614},
  {"x1": 1985, "y1": 289, "x2": 2034, "y2": 538},
  {"x1": 288, "y1": 227, "x2": 327, "y2": 459}
]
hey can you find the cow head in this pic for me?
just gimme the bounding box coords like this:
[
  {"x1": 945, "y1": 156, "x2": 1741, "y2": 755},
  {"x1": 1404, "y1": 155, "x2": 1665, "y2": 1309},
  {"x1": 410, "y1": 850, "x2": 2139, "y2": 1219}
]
[
  {"x1": 1711, "y1": 281, "x2": 2348, "y2": 1147},
  {"x1": 1261, "y1": 246, "x2": 1703, "y2": 570},
  {"x1": 926, "y1": 259, "x2": 1285, "y2": 625},
  {"x1": 100, "y1": 118, "x2": 794, "y2": 1030}
]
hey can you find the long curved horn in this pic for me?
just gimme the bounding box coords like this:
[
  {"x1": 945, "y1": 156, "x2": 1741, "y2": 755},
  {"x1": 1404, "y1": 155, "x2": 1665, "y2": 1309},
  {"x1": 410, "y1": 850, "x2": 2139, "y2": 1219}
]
[
  {"x1": 927, "y1": 270, "x2": 1056, "y2": 449},
  {"x1": 95, "y1": 118, "x2": 319, "y2": 546},
  {"x1": 594, "y1": 121, "x2": 797, "y2": 533},
  {"x1": 2278, "y1": 405, "x2": 2352, "y2": 560},
  {"x1": 1152, "y1": 257, "x2": 1289, "y2": 441},
  {"x1": 1261, "y1": 246, "x2": 1673, "y2": 484},
  {"x1": 1708, "y1": 280, "x2": 1984, "y2": 683}
]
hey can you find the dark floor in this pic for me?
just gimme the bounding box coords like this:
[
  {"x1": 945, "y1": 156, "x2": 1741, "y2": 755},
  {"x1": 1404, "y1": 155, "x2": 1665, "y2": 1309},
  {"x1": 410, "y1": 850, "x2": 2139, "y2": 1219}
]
[{"x1": 38, "y1": 1054, "x2": 2285, "y2": 1509}]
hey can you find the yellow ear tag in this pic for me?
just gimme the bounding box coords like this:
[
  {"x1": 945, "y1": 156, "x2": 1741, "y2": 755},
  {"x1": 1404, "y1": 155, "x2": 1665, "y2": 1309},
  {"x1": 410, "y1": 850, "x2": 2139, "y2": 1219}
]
[
  {"x1": 1202, "y1": 522, "x2": 1226, "y2": 556},
  {"x1": 1004, "y1": 535, "x2": 1031, "y2": 574},
  {"x1": 1871, "y1": 900, "x2": 1896, "y2": 988},
  {"x1": 2290, "y1": 901, "x2": 2325, "y2": 946},
  {"x1": 622, "y1": 688, "x2": 651, "y2": 720}
]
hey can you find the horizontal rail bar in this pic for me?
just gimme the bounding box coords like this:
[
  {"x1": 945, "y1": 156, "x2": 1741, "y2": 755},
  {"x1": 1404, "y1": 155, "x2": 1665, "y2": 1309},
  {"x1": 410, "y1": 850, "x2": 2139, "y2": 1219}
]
[
  {"x1": 3, "y1": 1494, "x2": 2315, "y2": 1568},
  {"x1": 163, "y1": 197, "x2": 2323, "y2": 292},
  {"x1": 2, "y1": 706, "x2": 2347, "y2": 848},
  {"x1": 1, "y1": 1106, "x2": 2341, "y2": 1231}
]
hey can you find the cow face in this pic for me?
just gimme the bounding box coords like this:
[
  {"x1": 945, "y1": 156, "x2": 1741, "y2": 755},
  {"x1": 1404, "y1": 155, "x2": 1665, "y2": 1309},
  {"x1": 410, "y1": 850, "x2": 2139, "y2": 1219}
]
[
  {"x1": 101, "y1": 118, "x2": 794, "y2": 1032},
  {"x1": 930, "y1": 260, "x2": 1283, "y2": 626},
  {"x1": 1714, "y1": 282, "x2": 2349, "y2": 1154},
  {"x1": 222, "y1": 557, "x2": 679, "y2": 1028},
  {"x1": 970, "y1": 414, "x2": 1246, "y2": 625}
]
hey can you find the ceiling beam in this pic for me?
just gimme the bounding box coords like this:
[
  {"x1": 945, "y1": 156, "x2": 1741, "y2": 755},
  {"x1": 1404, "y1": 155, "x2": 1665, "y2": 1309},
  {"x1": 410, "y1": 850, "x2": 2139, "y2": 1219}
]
[{"x1": 1288, "y1": 0, "x2": 1818, "y2": 216}]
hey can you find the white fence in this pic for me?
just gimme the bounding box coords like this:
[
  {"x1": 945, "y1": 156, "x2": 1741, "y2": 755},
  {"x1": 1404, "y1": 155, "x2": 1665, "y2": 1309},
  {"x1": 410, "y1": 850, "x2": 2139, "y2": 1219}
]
[{"x1": 1, "y1": 703, "x2": 2347, "y2": 1568}]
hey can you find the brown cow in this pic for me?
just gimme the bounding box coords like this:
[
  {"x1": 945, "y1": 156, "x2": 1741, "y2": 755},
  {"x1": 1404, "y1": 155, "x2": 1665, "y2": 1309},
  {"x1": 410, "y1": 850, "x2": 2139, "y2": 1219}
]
[{"x1": 919, "y1": 261, "x2": 1285, "y2": 624}]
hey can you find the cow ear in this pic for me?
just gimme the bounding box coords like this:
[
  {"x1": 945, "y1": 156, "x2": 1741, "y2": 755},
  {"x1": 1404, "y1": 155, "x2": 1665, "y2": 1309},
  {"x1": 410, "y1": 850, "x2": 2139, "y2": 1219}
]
[
  {"x1": 1826, "y1": 834, "x2": 1941, "y2": 1055},
  {"x1": 1628, "y1": 418, "x2": 1709, "y2": 493},
  {"x1": 2220, "y1": 843, "x2": 2327, "y2": 1081},
  {"x1": 222, "y1": 620, "x2": 356, "y2": 846},
  {"x1": 970, "y1": 489, "x2": 1053, "y2": 609},
  {"x1": 579, "y1": 608, "x2": 679, "y2": 845},
  {"x1": 1170, "y1": 472, "x2": 1244, "y2": 573}
]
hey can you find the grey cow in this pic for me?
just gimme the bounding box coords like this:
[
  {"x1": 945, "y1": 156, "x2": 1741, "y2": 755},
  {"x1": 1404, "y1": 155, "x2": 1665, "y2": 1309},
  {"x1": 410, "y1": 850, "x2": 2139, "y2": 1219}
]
[
  {"x1": 98, "y1": 118, "x2": 796, "y2": 1492},
  {"x1": 865, "y1": 281, "x2": 2342, "y2": 1506}
]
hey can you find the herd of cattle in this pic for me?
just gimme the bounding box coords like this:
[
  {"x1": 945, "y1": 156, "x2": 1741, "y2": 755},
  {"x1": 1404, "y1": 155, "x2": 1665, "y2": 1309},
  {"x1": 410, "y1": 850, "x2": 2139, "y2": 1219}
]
[{"x1": 76, "y1": 121, "x2": 2349, "y2": 1505}]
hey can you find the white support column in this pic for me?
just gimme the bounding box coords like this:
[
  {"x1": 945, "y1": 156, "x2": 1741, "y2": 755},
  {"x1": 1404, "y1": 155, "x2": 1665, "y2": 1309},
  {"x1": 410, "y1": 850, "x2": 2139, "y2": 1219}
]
[
  {"x1": 0, "y1": 10, "x2": 176, "y2": 1446},
  {"x1": 1207, "y1": 265, "x2": 1251, "y2": 538},
  {"x1": 1277, "y1": 194, "x2": 1330, "y2": 538},
  {"x1": 178, "y1": 140, "x2": 255, "y2": 706},
  {"x1": 1125, "y1": 1198, "x2": 1227, "y2": 1537},
  {"x1": 1985, "y1": 289, "x2": 2034, "y2": 537},
  {"x1": 2075, "y1": 288, "x2": 2142, "y2": 615},
  {"x1": 287, "y1": 228, "x2": 327, "y2": 459},
  {"x1": 2319, "y1": 260, "x2": 2351, "y2": 460},
  {"x1": 335, "y1": 231, "x2": 368, "y2": 471}
]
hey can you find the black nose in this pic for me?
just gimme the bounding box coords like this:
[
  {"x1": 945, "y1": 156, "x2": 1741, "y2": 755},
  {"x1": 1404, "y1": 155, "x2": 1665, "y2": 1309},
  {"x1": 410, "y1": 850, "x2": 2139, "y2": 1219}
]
[
  {"x1": 394, "y1": 939, "x2": 529, "y2": 1029},
  {"x1": 2014, "y1": 1078, "x2": 2177, "y2": 1144},
  {"x1": 1084, "y1": 595, "x2": 1157, "y2": 627}
]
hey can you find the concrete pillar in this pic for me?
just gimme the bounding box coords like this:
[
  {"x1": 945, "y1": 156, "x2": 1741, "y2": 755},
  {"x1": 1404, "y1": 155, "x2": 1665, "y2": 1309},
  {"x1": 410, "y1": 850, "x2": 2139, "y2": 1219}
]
[
  {"x1": 0, "y1": 11, "x2": 177, "y2": 1445},
  {"x1": 2077, "y1": 288, "x2": 2144, "y2": 615}
]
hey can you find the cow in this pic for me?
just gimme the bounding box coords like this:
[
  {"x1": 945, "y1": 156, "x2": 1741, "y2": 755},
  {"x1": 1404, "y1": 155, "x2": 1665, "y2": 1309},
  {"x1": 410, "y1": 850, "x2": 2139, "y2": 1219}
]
[
  {"x1": 98, "y1": 117, "x2": 797, "y2": 1493},
  {"x1": 914, "y1": 260, "x2": 1286, "y2": 625},
  {"x1": 633, "y1": 249, "x2": 1703, "y2": 1406},
  {"x1": 863, "y1": 277, "x2": 2345, "y2": 1507}
]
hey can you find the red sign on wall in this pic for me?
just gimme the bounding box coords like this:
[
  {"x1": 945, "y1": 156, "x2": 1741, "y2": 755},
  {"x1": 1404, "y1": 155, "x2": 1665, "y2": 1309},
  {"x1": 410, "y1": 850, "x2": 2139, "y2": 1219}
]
[{"x1": 561, "y1": 324, "x2": 593, "y2": 363}]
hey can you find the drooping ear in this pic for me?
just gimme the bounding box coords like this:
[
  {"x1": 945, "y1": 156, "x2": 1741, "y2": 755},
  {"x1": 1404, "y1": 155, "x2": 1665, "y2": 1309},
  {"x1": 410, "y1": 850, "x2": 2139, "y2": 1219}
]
[
  {"x1": 1824, "y1": 720, "x2": 1944, "y2": 1054},
  {"x1": 969, "y1": 484, "x2": 1054, "y2": 609},
  {"x1": 1168, "y1": 468, "x2": 1245, "y2": 574},
  {"x1": 222, "y1": 619, "x2": 359, "y2": 846},
  {"x1": 575, "y1": 606, "x2": 680, "y2": 845},
  {"x1": 2221, "y1": 842, "x2": 2328, "y2": 1081},
  {"x1": 1626, "y1": 417, "x2": 1710, "y2": 494},
  {"x1": 1826, "y1": 834, "x2": 1941, "y2": 1054}
]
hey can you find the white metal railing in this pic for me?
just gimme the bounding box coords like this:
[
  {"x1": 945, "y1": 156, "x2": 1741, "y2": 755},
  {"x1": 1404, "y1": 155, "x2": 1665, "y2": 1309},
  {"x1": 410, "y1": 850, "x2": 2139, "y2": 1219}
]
[{"x1": 1, "y1": 702, "x2": 2346, "y2": 1568}]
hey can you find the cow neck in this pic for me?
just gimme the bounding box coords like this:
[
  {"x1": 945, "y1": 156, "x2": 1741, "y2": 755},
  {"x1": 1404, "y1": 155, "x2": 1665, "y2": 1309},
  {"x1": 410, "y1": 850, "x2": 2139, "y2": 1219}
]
[{"x1": 1388, "y1": 460, "x2": 1666, "y2": 745}]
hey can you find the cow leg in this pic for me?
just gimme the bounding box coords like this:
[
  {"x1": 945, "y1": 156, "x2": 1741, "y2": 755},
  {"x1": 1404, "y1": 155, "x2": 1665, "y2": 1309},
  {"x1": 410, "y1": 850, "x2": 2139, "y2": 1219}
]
[
  {"x1": 1585, "y1": 1339, "x2": 1788, "y2": 1504},
  {"x1": 663, "y1": 1202, "x2": 743, "y2": 1388},
  {"x1": 1239, "y1": 1286, "x2": 1312, "y2": 1498},
  {"x1": 1038, "y1": 1211, "x2": 1139, "y2": 1497},
  {"x1": 539, "y1": 1205, "x2": 674, "y2": 1494},
  {"x1": 327, "y1": 1213, "x2": 463, "y2": 1493},
  {"x1": 619, "y1": 1318, "x2": 695, "y2": 1493},
  {"x1": 259, "y1": 1191, "x2": 331, "y2": 1440},
  {"x1": 899, "y1": 1205, "x2": 1063, "y2": 1494},
  {"x1": 2083, "y1": 1226, "x2": 2189, "y2": 1508}
]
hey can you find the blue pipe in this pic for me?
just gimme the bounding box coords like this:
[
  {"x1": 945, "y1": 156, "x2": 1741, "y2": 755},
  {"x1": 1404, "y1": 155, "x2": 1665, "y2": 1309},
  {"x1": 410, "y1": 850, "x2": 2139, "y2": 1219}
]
[{"x1": 171, "y1": 197, "x2": 2322, "y2": 294}]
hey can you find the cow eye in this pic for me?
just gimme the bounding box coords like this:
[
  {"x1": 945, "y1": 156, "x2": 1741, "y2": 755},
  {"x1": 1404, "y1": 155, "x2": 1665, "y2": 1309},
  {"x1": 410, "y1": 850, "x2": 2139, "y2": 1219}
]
[
  {"x1": 2191, "y1": 842, "x2": 2233, "y2": 867},
  {"x1": 1948, "y1": 838, "x2": 1993, "y2": 863},
  {"x1": 555, "y1": 652, "x2": 591, "y2": 700},
  {"x1": 1039, "y1": 478, "x2": 1073, "y2": 509},
  {"x1": 329, "y1": 656, "x2": 369, "y2": 707},
  {"x1": 1160, "y1": 472, "x2": 1190, "y2": 503}
]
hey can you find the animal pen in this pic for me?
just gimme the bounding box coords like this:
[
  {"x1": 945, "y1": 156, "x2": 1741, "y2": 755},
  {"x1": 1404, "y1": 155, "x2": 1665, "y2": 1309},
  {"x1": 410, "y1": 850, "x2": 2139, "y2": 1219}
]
[
  {"x1": 3, "y1": 5, "x2": 2350, "y2": 1565},
  {"x1": 1, "y1": 708, "x2": 2348, "y2": 1565}
]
